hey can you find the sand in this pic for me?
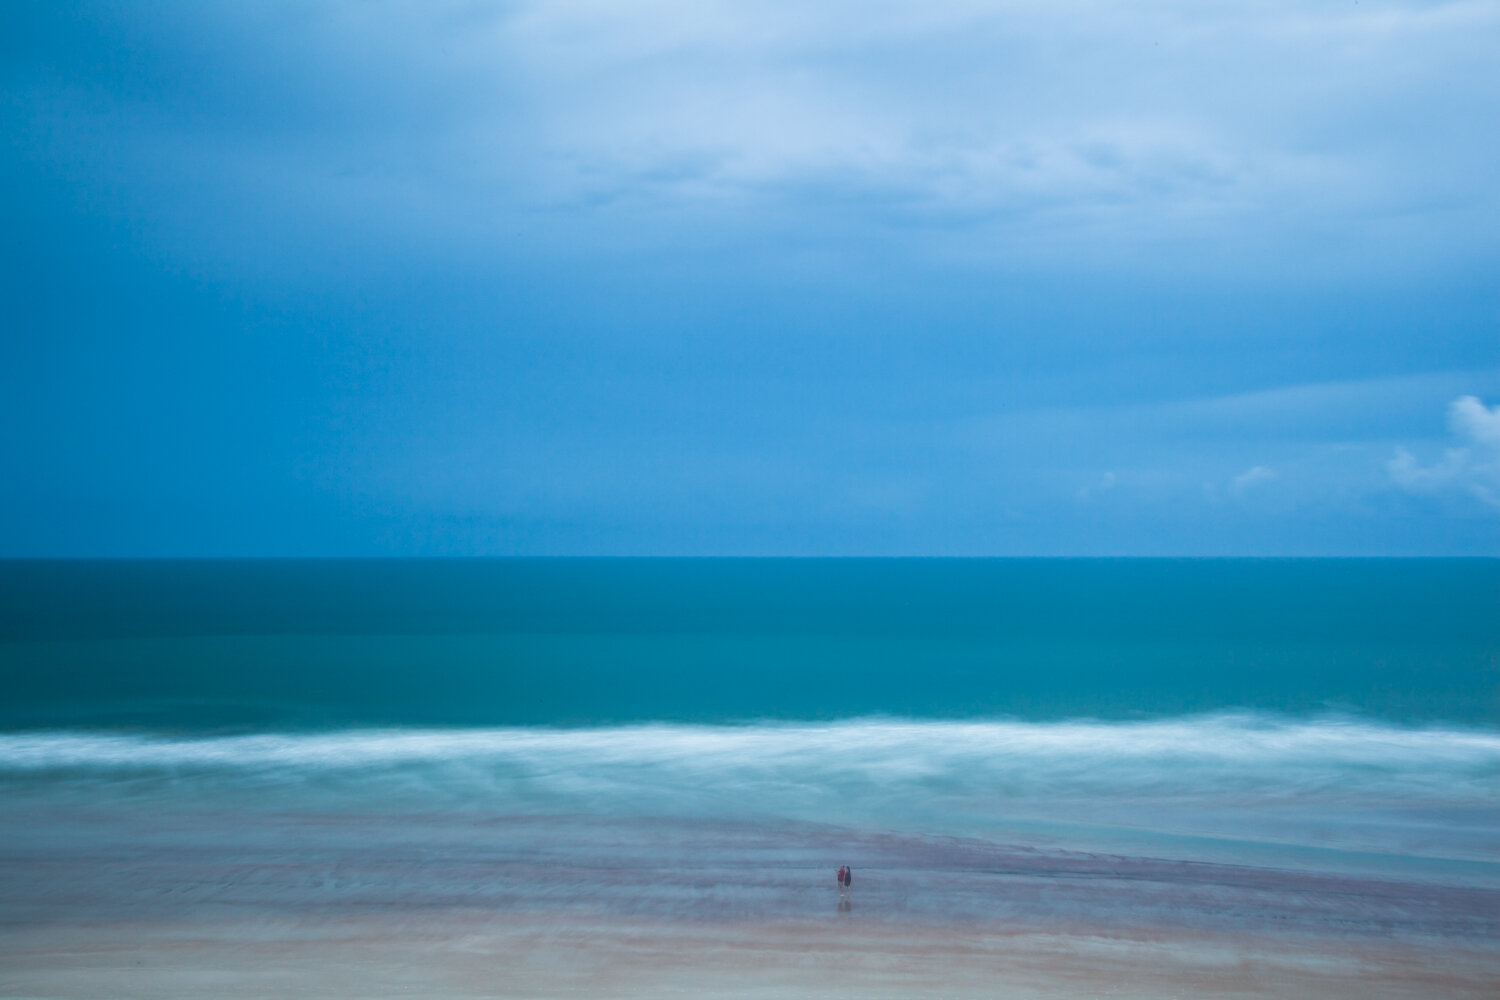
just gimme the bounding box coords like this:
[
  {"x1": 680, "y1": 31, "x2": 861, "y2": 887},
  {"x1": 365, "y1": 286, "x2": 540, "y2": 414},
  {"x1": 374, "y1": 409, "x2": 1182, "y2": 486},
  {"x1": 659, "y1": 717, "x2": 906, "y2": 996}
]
[
  {"x1": 3, "y1": 813, "x2": 1497, "y2": 998},
  {"x1": 3, "y1": 911, "x2": 1497, "y2": 999}
]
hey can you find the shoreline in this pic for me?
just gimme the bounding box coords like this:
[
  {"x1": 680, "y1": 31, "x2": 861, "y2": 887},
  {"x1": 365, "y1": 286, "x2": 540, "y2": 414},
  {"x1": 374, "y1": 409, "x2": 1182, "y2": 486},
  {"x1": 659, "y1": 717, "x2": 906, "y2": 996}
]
[
  {"x1": 5, "y1": 910, "x2": 1498, "y2": 999},
  {"x1": 4, "y1": 810, "x2": 1498, "y2": 998}
]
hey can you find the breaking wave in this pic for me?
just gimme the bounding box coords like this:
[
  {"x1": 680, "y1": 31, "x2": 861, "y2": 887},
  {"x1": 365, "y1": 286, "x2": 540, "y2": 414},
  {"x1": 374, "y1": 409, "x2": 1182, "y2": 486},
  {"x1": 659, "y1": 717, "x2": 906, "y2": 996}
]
[{"x1": 4, "y1": 714, "x2": 1498, "y2": 865}]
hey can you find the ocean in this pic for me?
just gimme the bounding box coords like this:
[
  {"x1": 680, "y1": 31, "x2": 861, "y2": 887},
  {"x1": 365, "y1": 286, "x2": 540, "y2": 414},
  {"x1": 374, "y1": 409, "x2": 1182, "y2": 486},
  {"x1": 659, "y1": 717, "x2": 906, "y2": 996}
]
[{"x1": 2, "y1": 559, "x2": 1498, "y2": 997}]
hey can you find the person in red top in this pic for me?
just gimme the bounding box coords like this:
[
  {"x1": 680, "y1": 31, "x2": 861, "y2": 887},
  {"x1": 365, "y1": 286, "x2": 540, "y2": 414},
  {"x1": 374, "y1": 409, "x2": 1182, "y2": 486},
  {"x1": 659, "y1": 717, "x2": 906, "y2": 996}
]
[{"x1": 836, "y1": 865, "x2": 847, "y2": 896}]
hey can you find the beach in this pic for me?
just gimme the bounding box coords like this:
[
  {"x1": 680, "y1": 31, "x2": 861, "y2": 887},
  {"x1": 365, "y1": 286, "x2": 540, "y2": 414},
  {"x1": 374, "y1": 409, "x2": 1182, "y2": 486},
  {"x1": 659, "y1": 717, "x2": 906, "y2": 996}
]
[
  {"x1": 8, "y1": 916, "x2": 1498, "y2": 999},
  {"x1": 9, "y1": 0, "x2": 1500, "y2": 986},
  {"x1": 4, "y1": 811, "x2": 1497, "y2": 999},
  {"x1": 3, "y1": 560, "x2": 1497, "y2": 997}
]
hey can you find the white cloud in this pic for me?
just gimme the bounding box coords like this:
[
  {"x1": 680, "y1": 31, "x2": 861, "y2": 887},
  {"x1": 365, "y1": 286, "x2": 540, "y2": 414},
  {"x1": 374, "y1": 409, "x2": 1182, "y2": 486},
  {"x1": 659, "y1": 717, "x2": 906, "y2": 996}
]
[
  {"x1": 484, "y1": 0, "x2": 1500, "y2": 268},
  {"x1": 1230, "y1": 465, "x2": 1277, "y2": 496},
  {"x1": 1076, "y1": 470, "x2": 1117, "y2": 500},
  {"x1": 1449, "y1": 394, "x2": 1500, "y2": 449},
  {"x1": 1389, "y1": 396, "x2": 1500, "y2": 508},
  {"x1": 17, "y1": 0, "x2": 1498, "y2": 276}
]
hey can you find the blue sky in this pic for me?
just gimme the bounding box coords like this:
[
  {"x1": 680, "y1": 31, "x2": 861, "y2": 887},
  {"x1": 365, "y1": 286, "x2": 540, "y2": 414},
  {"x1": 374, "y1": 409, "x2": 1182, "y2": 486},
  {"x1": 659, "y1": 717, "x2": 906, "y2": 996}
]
[{"x1": 2, "y1": 0, "x2": 1497, "y2": 555}]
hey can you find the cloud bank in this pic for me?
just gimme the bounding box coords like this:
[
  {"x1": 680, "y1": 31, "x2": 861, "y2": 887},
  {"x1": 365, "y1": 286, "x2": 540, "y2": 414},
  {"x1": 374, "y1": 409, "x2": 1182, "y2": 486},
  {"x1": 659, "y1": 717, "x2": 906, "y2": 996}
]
[
  {"x1": 2, "y1": 2, "x2": 1498, "y2": 554},
  {"x1": 8, "y1": 1, "x2": 1498, "y2": 278},
  {"x1": 1390, "y1": 396, "x2": 1500, "y2": 509}
]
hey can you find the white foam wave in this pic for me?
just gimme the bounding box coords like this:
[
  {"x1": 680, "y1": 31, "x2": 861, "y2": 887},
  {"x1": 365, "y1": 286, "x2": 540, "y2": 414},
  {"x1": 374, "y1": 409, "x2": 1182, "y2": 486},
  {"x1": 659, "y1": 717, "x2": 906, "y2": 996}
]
[
  {"x1": 4, "y1": 715, "x2": 1497, "y2": 863},
  {"x1": 2, "y1": 713, "x2": 1497, "y2": 774}
]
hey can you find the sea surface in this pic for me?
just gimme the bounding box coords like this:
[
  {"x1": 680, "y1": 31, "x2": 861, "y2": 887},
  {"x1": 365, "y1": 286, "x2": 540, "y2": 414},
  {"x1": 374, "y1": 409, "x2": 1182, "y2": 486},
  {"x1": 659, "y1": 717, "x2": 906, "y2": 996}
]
[{"x1": 2, "y1": 559, "x2": 1498, "y2": 996}]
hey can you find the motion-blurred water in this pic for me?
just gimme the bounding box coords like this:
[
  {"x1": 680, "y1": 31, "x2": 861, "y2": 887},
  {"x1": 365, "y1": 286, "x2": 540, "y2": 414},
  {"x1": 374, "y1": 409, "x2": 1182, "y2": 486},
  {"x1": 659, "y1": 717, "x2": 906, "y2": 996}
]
[
  {"x1": 3, "y1": 558, "x2": 1497, "y2": 729},
  {"x1": 2, "y1": 559, "x2": 1497, "y2": 939}
]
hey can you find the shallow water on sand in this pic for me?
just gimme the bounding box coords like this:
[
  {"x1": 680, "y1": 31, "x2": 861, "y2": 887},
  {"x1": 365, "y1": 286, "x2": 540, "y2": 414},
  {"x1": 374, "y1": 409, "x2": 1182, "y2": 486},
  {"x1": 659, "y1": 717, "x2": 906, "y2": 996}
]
[{"x1": 4, "y1": 807, "x2": 1498, "y2": 999}]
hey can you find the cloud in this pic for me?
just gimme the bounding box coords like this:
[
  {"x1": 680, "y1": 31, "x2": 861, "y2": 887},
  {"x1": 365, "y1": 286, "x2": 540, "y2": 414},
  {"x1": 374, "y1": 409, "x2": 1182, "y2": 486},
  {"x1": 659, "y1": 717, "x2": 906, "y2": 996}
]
[
  {"x1": 1230, "y1": 465, "x2": 1277, "y2": 496},
  {"x1": 1389, "y1": 396, "x2": 1500, "y2": 508},
  {"x1": 1076, "y1": 471, "x2": 1117, "y2": 501},
  {"x1": 503, "y1": 0, "x2": 1500, "y2": 261},
  {"x1": 7, "y1": 0, "x2": 1498, "y2": 276},
  {"x1": 1449, "y1": 394, "x2": 1500, "y2": 449},
  {"x1": 4, "y1": 3, "x2": 1500, "y2": 556}
]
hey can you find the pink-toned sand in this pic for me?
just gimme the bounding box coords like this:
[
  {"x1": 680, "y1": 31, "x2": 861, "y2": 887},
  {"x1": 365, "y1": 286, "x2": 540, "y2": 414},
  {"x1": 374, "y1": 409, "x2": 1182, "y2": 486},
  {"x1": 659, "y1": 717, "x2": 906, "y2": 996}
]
[
  {"x1": 3, "y1": 910, "x2": 1497, "y2": 999},
  {"x1": 4, "y1": 811, "x2": 1497, "y2": 998}
]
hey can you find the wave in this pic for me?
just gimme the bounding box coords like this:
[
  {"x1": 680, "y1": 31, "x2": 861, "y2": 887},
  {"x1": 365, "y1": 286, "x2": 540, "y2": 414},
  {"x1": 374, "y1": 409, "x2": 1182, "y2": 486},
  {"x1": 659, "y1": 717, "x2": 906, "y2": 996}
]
[
  {"x1": 5, "y1": 714, "x2": 1498, "y2": 865},
  {"x1": 3, "y1": 712, "x2": 1497, "y2": 776}
]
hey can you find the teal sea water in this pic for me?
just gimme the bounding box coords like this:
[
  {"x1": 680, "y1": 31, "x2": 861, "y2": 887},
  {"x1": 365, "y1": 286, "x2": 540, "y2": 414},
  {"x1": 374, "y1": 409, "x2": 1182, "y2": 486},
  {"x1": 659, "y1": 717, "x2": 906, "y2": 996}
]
[
  {"x1": 3, "y1": 558, "x2": 1497, "y2": 729},
  {"x1": 3, "y1": 559, "x2": 1499, "y2": 954}
]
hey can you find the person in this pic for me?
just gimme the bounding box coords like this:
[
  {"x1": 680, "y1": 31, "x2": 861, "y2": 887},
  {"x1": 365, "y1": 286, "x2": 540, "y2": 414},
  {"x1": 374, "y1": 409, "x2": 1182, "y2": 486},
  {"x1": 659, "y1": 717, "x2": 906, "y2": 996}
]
[
  {"x1": 836, "y1": 865, "x2": 847, "y2": 896},
  {"x1": 843, "y1": 864, "x2": 852, "y2": 893}
]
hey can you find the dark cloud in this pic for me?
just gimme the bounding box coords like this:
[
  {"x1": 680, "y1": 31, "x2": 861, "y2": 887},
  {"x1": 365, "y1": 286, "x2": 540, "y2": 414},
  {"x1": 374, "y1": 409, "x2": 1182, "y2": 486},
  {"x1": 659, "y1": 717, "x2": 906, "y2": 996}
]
[{"x1": 2, "y1": 1, "x2": 1498, "y2": 554}]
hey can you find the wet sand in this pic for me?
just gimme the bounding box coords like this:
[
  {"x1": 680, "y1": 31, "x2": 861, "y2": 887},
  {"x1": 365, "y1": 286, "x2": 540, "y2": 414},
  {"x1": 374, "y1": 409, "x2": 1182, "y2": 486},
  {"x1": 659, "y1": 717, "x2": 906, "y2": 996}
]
[
  {"x1": 3, "y1": 813, "x2": 1497, "y2": 998},
  {"x1": 4, "y1": 911, "x2": 1498, "y2": 999}
]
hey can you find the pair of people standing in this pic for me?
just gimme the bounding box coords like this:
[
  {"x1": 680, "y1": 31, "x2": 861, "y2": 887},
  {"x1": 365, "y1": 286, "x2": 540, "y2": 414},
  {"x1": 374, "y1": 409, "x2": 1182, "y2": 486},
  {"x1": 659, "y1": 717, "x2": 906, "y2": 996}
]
[{"x1": 836, "y1": 864, "x2": 852, "y2": 896}]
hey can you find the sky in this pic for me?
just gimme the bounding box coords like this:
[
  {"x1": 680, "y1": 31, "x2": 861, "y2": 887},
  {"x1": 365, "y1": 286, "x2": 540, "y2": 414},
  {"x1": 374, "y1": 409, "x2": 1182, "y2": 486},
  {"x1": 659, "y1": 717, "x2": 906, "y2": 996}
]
[{"x1": 2, "y1": 0, "x2": 1498, "y2": 556}]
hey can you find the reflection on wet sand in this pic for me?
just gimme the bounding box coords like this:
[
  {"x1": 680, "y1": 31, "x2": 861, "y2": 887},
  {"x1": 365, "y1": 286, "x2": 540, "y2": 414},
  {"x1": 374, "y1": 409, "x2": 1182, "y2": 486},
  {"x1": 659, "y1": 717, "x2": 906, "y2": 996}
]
[{"x1": 2, "y1": 809, "x2": 1497, "y2": 998}]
